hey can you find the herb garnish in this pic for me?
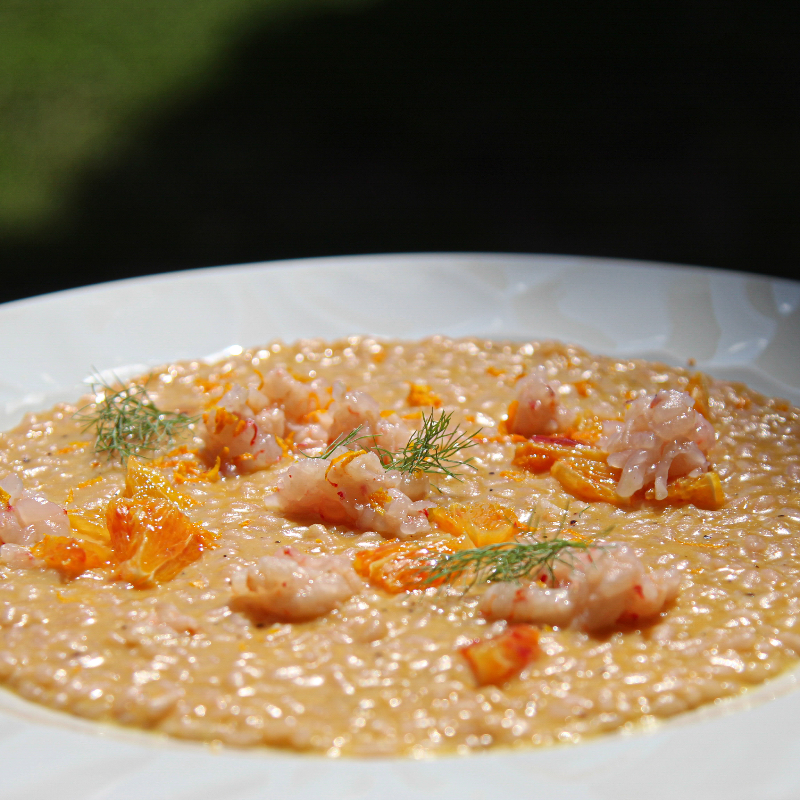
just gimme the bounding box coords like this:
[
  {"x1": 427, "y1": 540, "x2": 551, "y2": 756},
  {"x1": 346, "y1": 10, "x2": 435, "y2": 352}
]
[
  {"x1": 75, "y1": 375, "x2": 196, "y2": 463},
  {"x1": 377, "y1": 410, "x2": 480, "y2": 480},
  {"x1": 309, "y1": 410, "x2": 480, "y2": 480},
  {"x1": 309, "y1": 426, "x2": 374, "y2": 460},
  {"x1": 422, "y1": 539, "x2": 592, "y2": 589}
]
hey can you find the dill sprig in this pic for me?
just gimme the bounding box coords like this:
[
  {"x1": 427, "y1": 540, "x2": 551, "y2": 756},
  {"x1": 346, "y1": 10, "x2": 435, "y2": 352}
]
[
  {"x1": 75, "y1": 375, "x2": 196, "y2": 463},
  {"x1": 308, "y1": 425, "x2": 374, "y2": 460},
  {"x1": 423, "y1": 539, "x2": 592, "y2": 589},
  {"x1": 377, "y1": 410, "x2": 480, "y2": 480},
  {"x1": 308, "y1": 411, "x2": 479, "y2": 480}
]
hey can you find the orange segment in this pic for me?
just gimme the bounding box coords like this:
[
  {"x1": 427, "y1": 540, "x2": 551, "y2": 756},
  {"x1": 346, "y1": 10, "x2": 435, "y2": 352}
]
[
  {"x1": 106, "y1": 494, "x2": 216, "y2": 587},
  {"x1": 173, "y1": 456, "x2": 221, "y2": 484},
  {"x1": 67, "y1": 508, "x2": 111, "y2": 544},
  {"x1": 461, "y1": 624, "x2": 540, "y2": 685},
  {"x1": 428, "y1": 501, "x2": 520, "y2": 547},
  {"x1": 32, "y1": 535, "x2": 114, "y2": 579},
  {"x1": 353, "y1": 537, "x2": 463, "y2": 592},
  {"x1": 513, "y1": 436, "x2": 606, "y2": 474},
  {"x1": 645, "y1": 471, "x2": 725, "y2": 510},
  {"x1": 550, "y1": 457, "x2": 630, "y2": 506},
  {"x1": 124, "y1": 457, "x2": 196, "y2": 508}
]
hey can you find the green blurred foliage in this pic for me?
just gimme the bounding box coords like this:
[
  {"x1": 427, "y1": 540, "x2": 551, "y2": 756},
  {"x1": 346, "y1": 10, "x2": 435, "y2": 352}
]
[{"x1": 0, "y1": 0, "x2": 372, "y2": 234}]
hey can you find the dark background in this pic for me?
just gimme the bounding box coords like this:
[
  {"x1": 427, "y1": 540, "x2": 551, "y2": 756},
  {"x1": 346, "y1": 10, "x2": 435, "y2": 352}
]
[{"x1": 2, "y1": 0, "x2": 798, "y2": 305}]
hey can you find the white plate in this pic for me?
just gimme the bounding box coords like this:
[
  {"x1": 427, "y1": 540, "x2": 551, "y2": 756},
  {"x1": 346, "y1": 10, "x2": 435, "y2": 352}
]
[{"x1": 1, "y1": 253, "x2": 799, "y2": 800}]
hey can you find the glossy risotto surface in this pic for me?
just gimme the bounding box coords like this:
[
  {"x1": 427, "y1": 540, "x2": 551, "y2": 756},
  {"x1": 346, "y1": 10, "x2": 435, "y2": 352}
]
[{"x1": 0, "y1": 336, "x2": 799, "y2": 757}]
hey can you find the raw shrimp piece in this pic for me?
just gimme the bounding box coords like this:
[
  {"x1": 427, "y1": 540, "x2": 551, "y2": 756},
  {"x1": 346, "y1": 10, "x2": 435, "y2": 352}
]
[
  {"x1": 200, "y1": 405, "x2": 284, "y2": 474},
  {"x1": 506, "y1": 369, "x2": 572, "y2": 437},
  {"x1": 150, "y1": 602, "x2": 200, "y2": 635},
  {"x1": 230, "y1": 546, "x2": 362, "y2": 622},
  {"x1": 199, "y1": 368, "x2": 334, "y2": 470},
  {"x1": 481, "y1": 543, "x2": 679, "y2": 632},
  {"x1": 601, "y1": 390, "x2": 715, "y2": 499},
  {"x1": 481, "y1": 584, "x2": 576, "y2": 627},
  {"x1": 269, "y1": 448, "x2": 431, "y2": 538},
  {"x1": 287, "y1": 420, "x2": 330, "y2": 451},
  {"x1": 0, "y1": 473, "x2": 24, "y2": 500},
  {"x1": 327, "y1": 388, "x2": 413, "y2": 454},
  {"x1": 0, "y1": 475, "x2": 70, "y2": 546},
  {"x1": 0, "y1": 542, "x2": 42, "y2": 569},
  {"x1": 260, "y1": 367, "x2": 329, "y2": 422},
  {"x1": 0, "y1": 510, "x2": 25, "y2": 545}
]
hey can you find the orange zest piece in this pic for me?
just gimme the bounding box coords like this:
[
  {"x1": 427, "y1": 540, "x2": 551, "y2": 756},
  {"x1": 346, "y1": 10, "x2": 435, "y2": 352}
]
[
  {"x1": 275, "y1": 432, "x2": 295, "y2": 458},
  {"x1": 461, "y1": 624, "x2": 540, "y2": 685},
  {"x1": 173, "y1": 456, "x2": 221, "y2": 484},
  {"x1": 428, "y1": 501, "x2": 520, "y2": 547},
  {"x1": 204, "y1": 406, "x2": 240, "y2": 436},
  {"x1": 407, "y1": 383, "x2": 442, "y2": 408},
  {"x1": 196, "y1": 377, "x2": 221, "y2": 394},
  {"x1": 499, "y1": 470, "x2": 525, "y2": 482},
  {"x1": 56, "y1": 441, "x2": 91, "y2": 455},
  {"x1": 288, "y1": 369, "x2": 313, "y2": 384},
  {"x1": 366, "y1": 488, "x2": 392, "y2": 513},
  {"x1": 353, "y1": 537, "x2": 463, "y2": 592},
  {"x1": 565, "y1": 414, "x2": 608, "y2": 444},
  {"x1": 513, "y1": 436, "x2": 606, "y2": 474},
  {"x1": 325, "y1": 449, "x2": 366, "y2": 481},
  {"x1": 300, "y1": 408, "x2": 326, "y2": 424},
  {"x1": 645, "y1": 471, "x2": 725, "y2": 510}
]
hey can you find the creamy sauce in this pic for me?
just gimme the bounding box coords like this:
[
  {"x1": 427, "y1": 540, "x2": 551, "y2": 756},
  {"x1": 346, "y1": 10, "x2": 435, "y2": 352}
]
[{"x1": 0, "y1": 336, "x2": 798, "y2": 757}]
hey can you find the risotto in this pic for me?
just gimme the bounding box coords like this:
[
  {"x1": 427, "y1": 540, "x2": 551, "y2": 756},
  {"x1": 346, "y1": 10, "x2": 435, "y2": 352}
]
[{"x1": 0, "y1": 336, "x2": 798, "y2": 757}]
